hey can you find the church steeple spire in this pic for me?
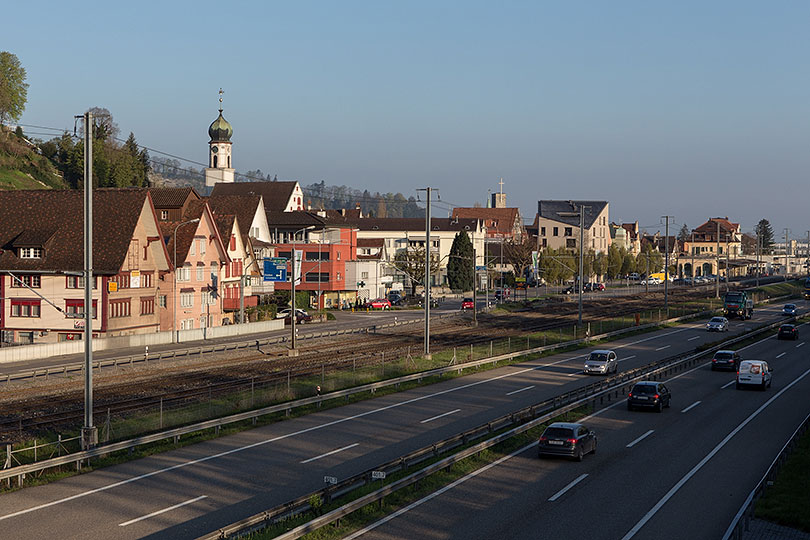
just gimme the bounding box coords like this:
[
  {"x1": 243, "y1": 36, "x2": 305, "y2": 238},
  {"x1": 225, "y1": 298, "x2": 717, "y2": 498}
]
[{"x1": 205, "y1": 88, "x2": 235, "y2": 188}]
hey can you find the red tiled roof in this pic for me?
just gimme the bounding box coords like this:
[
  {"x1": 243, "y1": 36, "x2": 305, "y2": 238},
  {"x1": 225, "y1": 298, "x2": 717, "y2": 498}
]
[
  {"x1": 206, "y1": 194, "x2": 260, "y2": 242},
  {"x1": 149, "y1": 187, "x2": 199, "y2": 208},
  {"x1": 694, "y1": 217, "x2": 739, "y2": 234},
  {"x1": 451, "y1": 207, "x2": 520, "y2": 235},
  {"x1": 211, "y1": 181, "x2": 298, "y2": 212},
  {"x1": 0, "y1": 188, "x2": 150, "y2": 274}
]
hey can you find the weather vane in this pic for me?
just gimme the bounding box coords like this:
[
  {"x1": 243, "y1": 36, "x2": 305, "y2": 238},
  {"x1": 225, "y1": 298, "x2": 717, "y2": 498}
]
[{"x1": 218, "y1": 88, "x2": 224, "y2": 112}]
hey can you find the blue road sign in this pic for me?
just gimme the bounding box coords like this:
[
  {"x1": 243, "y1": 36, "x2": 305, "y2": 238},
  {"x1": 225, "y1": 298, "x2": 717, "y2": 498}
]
[{"x1": 264, "y1": 257, "x2": 288, "y2": 282}]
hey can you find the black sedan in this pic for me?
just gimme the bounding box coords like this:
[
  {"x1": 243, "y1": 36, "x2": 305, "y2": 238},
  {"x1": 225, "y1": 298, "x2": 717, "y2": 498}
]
[
  {"x1": 778, "y1": 324, "x2": 799, "y2": 340},
  {"x1": 627, "y1": 381, "x2": 672, "y2": 412},
  {"x1": 538, "y1": 422, "x2": 597, "y2": 461}
]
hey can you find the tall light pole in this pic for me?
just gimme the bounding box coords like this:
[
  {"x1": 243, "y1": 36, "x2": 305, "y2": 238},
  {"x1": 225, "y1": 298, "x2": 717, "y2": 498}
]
[
  {"x1": 715, "y1": 221, "x2": 721, "y2": 299},
  {"x1": 558, "y1": 204, "x2": 589, "y2": 326},
  {"x1": 784, "y1": 228, "x2": 790, "y2": 280},
  {"x1": 661, "y1": 216, "x2": 673, "y2": 313},
  {"x1": 417, "y1": 187, "x2": 437, "y2": 358},
  {"x1": 173, "y1": 218, "x2": 200, "y2": 343},
  {"x1": 80, "y1": 110, "x2": 96, "y2": 450},
  {"x1": 290, "y1": 225, "x2": 315, "y2": 355}
]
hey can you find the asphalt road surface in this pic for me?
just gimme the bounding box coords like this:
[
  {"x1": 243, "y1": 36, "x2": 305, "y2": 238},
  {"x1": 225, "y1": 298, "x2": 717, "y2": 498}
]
[
  {"x1": 350, "y1": 312, "x2": 810, "y2": 540},
  {"x1": 0, "y1": 302, "x2": 800, "y2": 539}
]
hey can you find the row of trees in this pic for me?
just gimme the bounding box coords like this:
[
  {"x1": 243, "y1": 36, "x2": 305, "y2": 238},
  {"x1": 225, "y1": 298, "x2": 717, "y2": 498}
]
[{"x1": 304, "y1": 180, "x2": 425, "y2": 218}]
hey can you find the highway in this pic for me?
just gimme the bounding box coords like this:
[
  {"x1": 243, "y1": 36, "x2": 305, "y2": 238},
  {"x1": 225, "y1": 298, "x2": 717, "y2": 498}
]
[
  {"x1": 0, "y1": 302, "x2": 799, "y2": 539},
  {"x1": 349, "y1": 307, "x2": 810, "y2": 540}
]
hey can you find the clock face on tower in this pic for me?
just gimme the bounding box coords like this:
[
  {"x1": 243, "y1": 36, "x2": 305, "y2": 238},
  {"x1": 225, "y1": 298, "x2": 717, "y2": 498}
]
[{"x1": 211, "y1": 146, "x2": 219, "y2": 153}]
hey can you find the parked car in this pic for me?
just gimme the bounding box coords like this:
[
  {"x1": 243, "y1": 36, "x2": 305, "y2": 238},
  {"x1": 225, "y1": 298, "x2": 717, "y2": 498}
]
[
  {"x1": 711, "y1": 350, "x2": 741, "y2": 371},
  {"x1": 369, "y1": 298, "x2": 392, "y2": 309},
  {"x1": 584, "y1": 349, "x2": 618, "y2": 375},
  {"x1": 627, "y1": 381, "x2": 672, "y2": 412},
  {"x1": 641, "y1": 276, "x2": 661, "y2": 285},
  {"x1": 461, "y1": 298, "x2": 475, "y2": 310},
  {"x1": 778, "y1": 324, "x2": 799, "y2": 340},
  {"x1": 387, "y1": 292, "x2": 404, "y2": 306},
  {"x1": 706, "y1": 316, "x2": 729, "y2": 332},
  {"x1": 628, "y1": 273, "x2": 640, "y2": 280},
  {"x1": 561, "y1": 285, "x2": 575, "y2": 295},
  {"x1": 736, "y1": 360, "x2": 772, "y2": 390},
  {"x1": 537, "y1": 422, "x2": 597, "y2": 461},
  {"x1": 783, "y1": 304, "x2": 797, "y2": 316},
  {"x1": 277, "y1": 308, "x2": 312, "y2": 324},
  {"x1": 584, "y1": 282, "x2": 605, "y2": 292}
]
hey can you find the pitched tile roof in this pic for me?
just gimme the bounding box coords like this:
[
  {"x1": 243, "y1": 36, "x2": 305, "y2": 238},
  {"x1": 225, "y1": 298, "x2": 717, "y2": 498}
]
[
  {"x1": 0, "y1": 188, "x2": 150, "y2": 274},
  {"x1": 149, "y1": 187, "x2": 199, "y2": 208},
  {"x1": 265, "y1": 211, "x2": 326, "y2": 227},
  {"x1": 325, "y1": 216, "x2": 481, "y2": 233},
  {"x1": 206, "y1": 194, "x2": 260, "y2": 242},
  {"x1": 452, "y1": 207, "x2": 521, "y2": 236},
  {"x1": 211, "y1": 181, "x2": 298, "y2": 212},
  {"x1": 160, "y1": 199, "x2": 207, "y2": 266},
  {"x1": 694, "y1": 217, "x2": 739, "y2": 235},
  {"x1": 537, "y1": 200, "x2": 608, "y2": 230}
]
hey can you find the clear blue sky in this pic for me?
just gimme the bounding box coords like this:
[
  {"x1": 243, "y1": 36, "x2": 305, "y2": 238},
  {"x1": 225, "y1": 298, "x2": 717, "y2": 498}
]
[{"x1": 7, "y1": 1, "x2": 810, "y2": 236}]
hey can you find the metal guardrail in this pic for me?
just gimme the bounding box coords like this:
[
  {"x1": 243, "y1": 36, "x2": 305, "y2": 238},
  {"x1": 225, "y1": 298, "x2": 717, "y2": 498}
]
[
  {"x1": 0, "y1": 312, "x2": 460, "y2": 385},
  {"x1": 722, "y1": 412, "x2": 810, "y2": 540},
  {"x1": 200, "y1": 315, "x2": 792, "y2": 540},
  {"x1": 0, "y1": 307, "x2": 711, "y2": 485}
]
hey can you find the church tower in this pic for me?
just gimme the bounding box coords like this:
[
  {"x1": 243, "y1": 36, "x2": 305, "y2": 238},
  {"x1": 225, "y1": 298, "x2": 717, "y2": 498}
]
[
  {"x1": 491, "y1": 177, "x2": 507, "y2": 208},
  {"x1": 205, "y1": 89, "x2": 235, "y2": 188}
]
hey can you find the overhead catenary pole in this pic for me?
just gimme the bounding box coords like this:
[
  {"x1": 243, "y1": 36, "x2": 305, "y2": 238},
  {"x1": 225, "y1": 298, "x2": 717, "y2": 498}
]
[
  {"x1": 578, "y1": 206, "x2": 584, "y2": 325},
  {"x1": 715, "y1": 220, "x2": 720, "y2": 298},
  {"x1": 806, "y1": 231, "x2": 810, "y2": 278},
  {"x1": 82, "y1": 110, "x2": 96, "y2": 449},
  {"x1": 419, "y1": 187, "x2": 436, "y2": 358},
  {"x1": 784, "y1": 228, "x2": 790, "y2": 281},
  {"x1": 662, "y1": 215, "x2": 673, "y2": 313},
  {"x1": 472, "y1": 247, "x2": 477, "y2": 326}
]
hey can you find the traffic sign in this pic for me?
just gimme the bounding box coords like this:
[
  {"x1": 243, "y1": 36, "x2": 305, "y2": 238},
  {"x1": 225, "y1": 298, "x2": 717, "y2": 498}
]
[{"x1": 263, "y1": 258, "x2": 288, "y2": 282}]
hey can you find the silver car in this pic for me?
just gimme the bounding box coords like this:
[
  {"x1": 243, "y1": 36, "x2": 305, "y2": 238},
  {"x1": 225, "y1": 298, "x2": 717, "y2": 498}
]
[
  {"x1": 706, "y1": 316, "x2": 729, "y2": 332},
  {"x1": 584, "y1": 349, "x2": 618, "y2": 375}
]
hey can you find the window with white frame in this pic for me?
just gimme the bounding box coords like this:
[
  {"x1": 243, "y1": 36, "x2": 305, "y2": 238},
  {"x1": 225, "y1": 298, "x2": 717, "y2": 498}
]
[
  {"x1": 196, "y1": 266, "x2": 204, "y2": 282},
  {"x1": 19, "y1": 247, "x2": 42, "y2": 259},
  {"x1": 189, "y1": 241, "x2": 195, "y2": 256},
  {"x1": 198, "y1": 238, "x2": 206, "y2": 255},
  {"x1": 11, "y1": 275, "x2": 41, "y2": 288},
  {"x1": 159, "y1": 295, "x2": 167, "y2": 308},
  {"x1": 361, "y1": 271, "x2": 368, "y2": 279},
  {"x1": 180, "y1": 292, "x2": 194, "y2": 308}
]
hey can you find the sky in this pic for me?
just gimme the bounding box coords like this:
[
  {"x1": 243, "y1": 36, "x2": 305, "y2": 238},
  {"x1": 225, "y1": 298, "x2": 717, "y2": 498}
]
[{"x1": 6, "y1": 1, "x2": 810, "y2": 237}]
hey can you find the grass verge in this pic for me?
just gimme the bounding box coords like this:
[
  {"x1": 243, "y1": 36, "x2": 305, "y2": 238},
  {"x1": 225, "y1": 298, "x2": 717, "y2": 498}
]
[{"x1": 754, "y1": 427, "x2": 810, "y2": 532}]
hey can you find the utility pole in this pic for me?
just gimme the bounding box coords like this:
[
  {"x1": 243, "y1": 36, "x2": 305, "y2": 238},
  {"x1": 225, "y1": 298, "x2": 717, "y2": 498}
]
[
  {"x1": 472, "y1": 247, "x2": 478, "y2": 326},
  {"x1": 418, "y1": 187, "x2": 437, "y2": 358},
  {"x1": 755, "y1": 231, "x2": 761, "y2": 287},
  {"x1": 662, "y1": 215, "x2": 673, "y2": 313},
  {"x1": 690, "y1": 231, "x2": 695, "y2": 285},
  {"x1": 715, "y1": 221, "x2": 720, "y2": 299},
  {"x1": 80, "y1": 110, "x2": 97, "y2": 449},
  {"x1": 577, "y1": 206, "x2": 584, "y2": 325},
  {"x1": 784, "y1": 228, "x2": 790, "y2": 281},
  {"x1": 806, "y1": 231, "x2": 809, "y2": 278},
  {"x1": 725, "y1": 233, "x2": 730, "y2": 293}
]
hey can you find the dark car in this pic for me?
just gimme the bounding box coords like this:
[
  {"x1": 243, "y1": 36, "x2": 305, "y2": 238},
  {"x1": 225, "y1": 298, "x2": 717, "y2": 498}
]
[
  {"x1": 627, "y1": 381, "x2": 671, "y2": 412},
  {"x1": 387, "y1": 293, "x2": 404, "y2": 306},
  {"x1": 538, "y1": 422, "x2": 597, "y2": 461},
  {"x1": 778, "y1": 324, "x2": 799, "y2": 340},
  {"x1": 711, "y1": 350, "x2": 741, "y2": 371}
]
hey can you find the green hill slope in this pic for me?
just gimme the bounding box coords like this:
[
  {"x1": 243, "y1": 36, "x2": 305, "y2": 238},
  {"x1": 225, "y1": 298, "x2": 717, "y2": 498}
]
[{"x1": 0, "y1": 128, "x2": 66, "y2": 190}]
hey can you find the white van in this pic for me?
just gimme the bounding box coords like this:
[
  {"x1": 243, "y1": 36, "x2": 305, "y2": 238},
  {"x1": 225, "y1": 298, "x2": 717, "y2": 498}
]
[{"x1": 736, "y1": 360, "x2": 772, "y2": 390}]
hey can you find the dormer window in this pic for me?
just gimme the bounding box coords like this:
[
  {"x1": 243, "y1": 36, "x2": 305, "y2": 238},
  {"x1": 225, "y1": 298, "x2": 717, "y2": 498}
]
[{"x1": 20, "y1": 247, "x2": 42, "y2": 259}]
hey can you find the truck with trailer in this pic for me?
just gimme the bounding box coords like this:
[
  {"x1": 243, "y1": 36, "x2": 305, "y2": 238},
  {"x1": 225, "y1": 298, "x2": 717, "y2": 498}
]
[{"x1": 723, "y1": 290, "x2": 753, "y2": 320}]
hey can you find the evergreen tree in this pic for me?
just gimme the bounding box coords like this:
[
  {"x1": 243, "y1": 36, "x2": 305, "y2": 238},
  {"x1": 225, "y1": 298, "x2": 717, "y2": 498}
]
[
  {"x1": 678, "y1": 223, "x2": 690, "y2": 242},
  {"x1": 756, "y1": 219, "x2": 775, "y2": 254},
  {"x1": 447, "y1": 231, "x2": 474, "y2": 291}
]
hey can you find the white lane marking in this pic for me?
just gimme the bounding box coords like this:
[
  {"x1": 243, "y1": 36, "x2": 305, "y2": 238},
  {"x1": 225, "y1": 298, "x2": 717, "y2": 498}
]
[
  {"x1": 548, "y1": 473, "x2": 589, "y2": 502},
  {"x1": 621, "y1": 365, "x2": 810, "y2": 540},
  {"x1": 506, "y1": 386, "x2": 535, "y2": 396},
  {"x1": 681, "y1": 401, "x2": 701, "y2": 413},
  {"x1": 300, "y1": 443, "x2": 359, "y2": 464},
  {"x1": 776, "y1": 352, "x2": 786, "y2": 359},
  {"x1": 621, "y1": 355, "x2": 636, "y2": 362},
  {"x1": 420, "y1": 409, "x2": 461, "y2": 424},
  {"x1": 721, "y1": 380, "x2": 736, "y2": 389},
  {"x1": 687, "y1": 336, "x2": 700, "y2": 341},
  {"x1": 626, "y1": 430, "x2": 655, "y2": 448},
  {"x1": 655, "y1": 345, "x2": 671, "y2": 351},
  {"x1": 118, "y1": 495, "x2": 207, "y2": 527},
  {"x1": 0, "y1": 324, "x2": 695, "y2": 522},
  {"x1": 797, "y1": 342, "x2": 805, "y2": 348}
]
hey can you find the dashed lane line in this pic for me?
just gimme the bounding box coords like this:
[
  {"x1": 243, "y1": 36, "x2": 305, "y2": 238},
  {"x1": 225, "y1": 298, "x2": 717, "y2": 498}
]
[
  {"x1": 300, "y1": 443, "x2": 360, "y2": 464},
  {"x1": 506, "y1": 386, "x2": 535, "y2": 396},
  {"x1": 119, "y1": 495, "x2": 207, "y2": 527},
  {"x1": 548, "y1": 474, "x2": 589, "y2": 502},
  {"x1": 626, "y1": 430, "x2": 655, "y2": 448},
  {"x1": 420, "y1": 409, "x2": 461, "y2": 424},
  {"x1": 681, "y1": 401, "x2": 701, "y2": 413}
]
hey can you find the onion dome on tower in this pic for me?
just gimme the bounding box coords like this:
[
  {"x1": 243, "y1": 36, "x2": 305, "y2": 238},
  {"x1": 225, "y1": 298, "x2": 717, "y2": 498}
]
[{"x1": 208, "y1": 110, "x2": 233, "y2": 142}]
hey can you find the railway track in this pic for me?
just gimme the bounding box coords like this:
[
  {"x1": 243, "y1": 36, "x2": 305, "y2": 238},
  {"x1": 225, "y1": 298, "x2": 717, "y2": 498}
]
[{"x1": 0, "y1": 288, "x2": 710, "y2": 440}]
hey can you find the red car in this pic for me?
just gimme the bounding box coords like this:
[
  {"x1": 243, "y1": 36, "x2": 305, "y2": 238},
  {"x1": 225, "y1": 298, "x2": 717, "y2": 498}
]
[
  {"x1": 461, "y1": 298, "x2": 474, "y2": 310},
  {"x1": 369, "y1": 298, "x2": 391, "y2": 309}
]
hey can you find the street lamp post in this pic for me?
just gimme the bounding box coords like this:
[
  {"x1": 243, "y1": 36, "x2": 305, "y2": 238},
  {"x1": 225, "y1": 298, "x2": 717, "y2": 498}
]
[
  {"x1": 290, "y1": 225, "x2": 315, "y2": 355},
  {"x1": 173, "y1": 218, "x2": 200, "y2": 343}
]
